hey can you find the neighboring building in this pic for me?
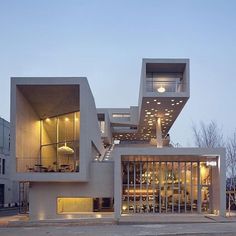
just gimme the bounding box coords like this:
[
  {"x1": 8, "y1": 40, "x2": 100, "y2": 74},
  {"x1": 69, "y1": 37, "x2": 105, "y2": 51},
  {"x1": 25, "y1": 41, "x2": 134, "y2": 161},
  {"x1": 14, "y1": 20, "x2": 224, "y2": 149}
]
[
  {"x1": 0, "y1": 117, "x2": 18, "y2": 207},
  {"x1": 10, "y1": 59, "x2": 226, "y2": 220}
]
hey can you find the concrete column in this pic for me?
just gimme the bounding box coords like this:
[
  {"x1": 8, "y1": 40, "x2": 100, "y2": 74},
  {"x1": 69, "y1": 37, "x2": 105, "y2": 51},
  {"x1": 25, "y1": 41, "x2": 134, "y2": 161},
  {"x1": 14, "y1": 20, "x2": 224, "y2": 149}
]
[
  {"x1": 114, "y1": 153, "x2": 122, "y2": 220},
  {"x1": 156, "y1": 117, "x2": 163, "y2": 148},
  {"x1": 197, "y1": 162, "x2": 201, "y2": 213},
  {"x1": 219, "y1": 153, "x2": 226, "y2": 216}
]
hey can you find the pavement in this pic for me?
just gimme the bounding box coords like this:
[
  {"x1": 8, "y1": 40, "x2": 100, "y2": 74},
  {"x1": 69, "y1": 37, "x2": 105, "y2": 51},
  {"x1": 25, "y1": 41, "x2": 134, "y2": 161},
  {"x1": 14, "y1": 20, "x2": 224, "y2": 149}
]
[
  {"x1": 1, "y1": 212, "x2": 236, "y2": 235},
  {"x1": 1, "y1": 223, "x2": 236, "y2": 236}
]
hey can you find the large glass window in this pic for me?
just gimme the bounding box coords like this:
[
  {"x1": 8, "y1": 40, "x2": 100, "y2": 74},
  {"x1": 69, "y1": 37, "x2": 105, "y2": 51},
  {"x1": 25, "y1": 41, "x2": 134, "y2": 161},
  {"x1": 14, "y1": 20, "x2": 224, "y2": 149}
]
[{"x1": 40, "y1": 111, "x2": 80, "y2": 172}]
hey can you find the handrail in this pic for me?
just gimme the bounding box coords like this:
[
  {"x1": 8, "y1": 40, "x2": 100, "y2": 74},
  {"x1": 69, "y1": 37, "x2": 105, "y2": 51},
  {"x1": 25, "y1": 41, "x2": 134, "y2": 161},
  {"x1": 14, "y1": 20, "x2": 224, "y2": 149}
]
[
  {"x1": 16, "y1": 157, "x2": 79, "y2": 173},
  {"x1": 146, "y1": 81, "x2": 185, "y2": 93}
]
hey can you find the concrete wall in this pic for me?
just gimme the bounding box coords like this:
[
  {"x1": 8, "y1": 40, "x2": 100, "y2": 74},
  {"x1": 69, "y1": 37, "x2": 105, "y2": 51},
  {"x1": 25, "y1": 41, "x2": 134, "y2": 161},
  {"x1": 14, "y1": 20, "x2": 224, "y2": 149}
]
[
  {"x1": 0, "y1": 118, "x2": 10, "y2": 155},
  {"x1": 15, "y1": 87, "x2": 41, "y2": 171},
  {"x1": 80, "y1": 81, "x2": 104, "y2": 180},
  {"x1": 11, "y1": 77, "x2": 104, "y2": 182},
  {"x1": 29, "y1": 162, "x2": 114, "y2": 220},
  {"x1": 0, "y1": 118, "x2": 19, "y2": 207},
  {"x1": 0, "y1": 153, "x2": 19, "y2": 206}
]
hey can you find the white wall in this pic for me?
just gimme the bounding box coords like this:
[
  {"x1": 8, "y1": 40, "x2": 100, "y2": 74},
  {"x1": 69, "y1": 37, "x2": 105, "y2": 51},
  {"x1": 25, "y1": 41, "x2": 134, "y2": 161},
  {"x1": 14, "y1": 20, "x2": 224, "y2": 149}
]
[
  {"x1": 15, "y1": 87, "x2": 40, "y2": 171},
  {"x1": 29, "y1": 162, "x2": 114, "y2": 220}
]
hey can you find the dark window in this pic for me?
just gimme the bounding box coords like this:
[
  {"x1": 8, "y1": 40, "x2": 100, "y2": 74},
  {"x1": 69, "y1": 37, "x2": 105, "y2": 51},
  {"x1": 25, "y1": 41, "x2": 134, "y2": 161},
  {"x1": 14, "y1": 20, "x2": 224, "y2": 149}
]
[
  {"x1": 102, "y1": 198, "x2": 111, "y2": 208},
  {"x1": 97, "y1": 113, "x2": 105, "y2": 121},
  {"x1": 2, "y1": 159, "x2": 5, "y2": 175}
]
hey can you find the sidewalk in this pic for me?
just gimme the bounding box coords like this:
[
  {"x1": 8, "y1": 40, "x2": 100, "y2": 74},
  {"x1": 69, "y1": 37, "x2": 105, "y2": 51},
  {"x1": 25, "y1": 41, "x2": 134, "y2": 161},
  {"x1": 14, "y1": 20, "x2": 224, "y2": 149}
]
[
  {"x1": 1, "y1": 213, "x2": 236, "y2": 228},
  {"x1": 118, "y1": 213, "x2": 236, "y2": 225}
]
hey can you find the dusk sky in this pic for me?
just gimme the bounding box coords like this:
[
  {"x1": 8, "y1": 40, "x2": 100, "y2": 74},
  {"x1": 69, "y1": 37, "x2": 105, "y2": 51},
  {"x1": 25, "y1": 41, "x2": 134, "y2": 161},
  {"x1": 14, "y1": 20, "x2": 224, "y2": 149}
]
[{"x1": 0, "y1": 0, "x2": 235, "y2": 146}]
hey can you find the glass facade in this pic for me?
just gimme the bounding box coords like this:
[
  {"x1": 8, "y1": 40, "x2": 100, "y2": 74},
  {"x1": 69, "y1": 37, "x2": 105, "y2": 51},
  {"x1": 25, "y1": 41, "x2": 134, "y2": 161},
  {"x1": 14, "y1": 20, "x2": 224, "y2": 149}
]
[
  {"x1": 122, "y1": 159, "x2": 213, "y2": 214},
  {"x1": 40, "y1": 111, "x2": 80, "y2": 172}
]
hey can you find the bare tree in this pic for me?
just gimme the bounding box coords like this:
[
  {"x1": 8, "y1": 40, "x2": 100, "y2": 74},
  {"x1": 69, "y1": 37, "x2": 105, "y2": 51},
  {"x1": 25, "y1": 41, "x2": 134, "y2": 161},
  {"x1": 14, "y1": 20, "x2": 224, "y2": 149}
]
[
  {"x1": 192, "y1": 120, "x2": 224, "y2": 148},
  {"x1": 226, "y1": 131, "x2": 236, "y2": 178},
  {"x1": 226, "y1": 131, "x2": 236, "y2": 215}
]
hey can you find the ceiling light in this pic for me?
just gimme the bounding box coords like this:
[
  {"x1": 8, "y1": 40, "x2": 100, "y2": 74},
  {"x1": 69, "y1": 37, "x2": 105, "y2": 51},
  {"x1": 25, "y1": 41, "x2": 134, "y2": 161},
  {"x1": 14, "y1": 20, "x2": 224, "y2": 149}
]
[
  {"x1": 46, "y1": 118, "x2": 50, "y2": 122},
  {"x1": 180, "y1": 100, "x2": 183, "y2": 103},
  {"x1": 157, "y1": 86, "x2": 165, "y2": 93},
  {"x1": 171, "y1": 104, "x2": 175, "y2": 106},
  {"x1": 176, "y1": 102, "x2": 179, "y2": 105},
  {"x1": 157, "y1": 102, "x2": 161, "y2": 105},
  {"x1": 146, "y1": 101, "x2": 150, "y2": 104},
  {"x1": 171, "y1": 99, "x2": 175, "y2": 102},
  {"x1": 65, "y1": 117, "x2": 69, "y2": 122},
  {"x1": 154, "y1": 99, "x2": 157, "y2": 102},
  {"x1": 58, "y1": 143, "x2": 74, "y2": 155},
  {"x1": 165, "y1": 113, "x2": 170, "y2": 116},
  {"x1": 146, "y1": 112, "x2": 151, "y2": 115}
]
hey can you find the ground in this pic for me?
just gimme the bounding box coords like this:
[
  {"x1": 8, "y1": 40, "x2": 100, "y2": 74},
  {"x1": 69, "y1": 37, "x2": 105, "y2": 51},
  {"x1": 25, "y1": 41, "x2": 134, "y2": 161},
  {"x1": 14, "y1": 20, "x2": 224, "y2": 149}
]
[
  {"x1": 1, "y1": 209, "x2": 236, "y2": 236},
  {"x1": 1, "y1": 223, "x2": 236, "y2": 236}
]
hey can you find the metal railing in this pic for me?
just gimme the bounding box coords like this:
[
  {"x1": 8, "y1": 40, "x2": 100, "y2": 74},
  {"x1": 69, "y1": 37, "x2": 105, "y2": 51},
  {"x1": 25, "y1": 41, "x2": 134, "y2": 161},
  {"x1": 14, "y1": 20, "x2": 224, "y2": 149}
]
[
  {"x1": 146, "y1": 81, "x2": 185, "y2": 93},
  {"x1": 16, "y1": 157, "x2": 79, "y2": 173}
]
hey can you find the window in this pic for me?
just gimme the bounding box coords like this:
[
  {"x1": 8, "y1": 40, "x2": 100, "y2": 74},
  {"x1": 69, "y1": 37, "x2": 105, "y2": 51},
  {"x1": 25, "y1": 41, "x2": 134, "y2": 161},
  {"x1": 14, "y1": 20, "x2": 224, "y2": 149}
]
[
  {"x1": 97, "y1": 113, "x2": 105, "y2": 134},
  {"x1": 40, "y1": 111, "x2": 80, "y2": 173},
  {"x1": 57, "y1": 198, "x2": 93, "y2": 214},
  {"x1": 112, "y1": 113, "x2": 130, "y2": 118},
  {"x1": 2, "y1": 159, "x2": 5, "y2": 175}
]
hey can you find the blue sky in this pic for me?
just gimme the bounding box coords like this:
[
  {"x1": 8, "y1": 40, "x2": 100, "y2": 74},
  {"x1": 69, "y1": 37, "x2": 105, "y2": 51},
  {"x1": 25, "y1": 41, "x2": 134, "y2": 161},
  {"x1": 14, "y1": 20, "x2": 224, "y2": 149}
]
[{"x1": 0, "y1": 0, "x2": 235, "y2": 146}]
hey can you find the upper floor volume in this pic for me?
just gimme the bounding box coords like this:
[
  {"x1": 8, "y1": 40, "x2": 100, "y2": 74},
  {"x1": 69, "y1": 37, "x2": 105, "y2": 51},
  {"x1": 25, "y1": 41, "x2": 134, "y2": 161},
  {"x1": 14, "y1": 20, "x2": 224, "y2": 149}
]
[
  {"x1": 10, "y1": 59, "x2": 190, "y2": 181},
  {"x1": 140, "y1": 58, "x2": 190, "y2": 97}
]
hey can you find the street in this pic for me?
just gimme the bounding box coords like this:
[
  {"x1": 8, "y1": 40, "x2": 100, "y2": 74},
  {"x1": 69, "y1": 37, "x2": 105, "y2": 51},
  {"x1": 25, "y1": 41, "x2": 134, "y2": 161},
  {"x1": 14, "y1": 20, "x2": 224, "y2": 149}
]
[{"x1": 1, "y1": 223, "x2": 236, "y2": 236}]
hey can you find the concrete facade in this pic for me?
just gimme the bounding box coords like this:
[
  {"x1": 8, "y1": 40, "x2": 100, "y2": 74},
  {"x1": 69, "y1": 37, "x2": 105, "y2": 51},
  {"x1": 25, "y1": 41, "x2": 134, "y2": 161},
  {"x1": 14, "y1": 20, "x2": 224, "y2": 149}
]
[
  {"x1": 0, "y1": 117, "x2": 18, "y2": 207},
  {"x1": 10, "y1": 59, "x2": 226, "y2": 220}
]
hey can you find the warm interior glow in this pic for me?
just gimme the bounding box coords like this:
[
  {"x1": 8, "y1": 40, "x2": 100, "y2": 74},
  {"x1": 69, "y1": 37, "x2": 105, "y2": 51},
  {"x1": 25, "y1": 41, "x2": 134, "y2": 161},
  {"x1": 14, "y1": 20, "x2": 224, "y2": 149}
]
[
  {"x1": 157, "y1": 86, "x2": 165, "y2": 93},
  {"x1": 58, "y1": 143, "x2": 74, "y2": 154},
  {"x1": 57, "y1": 198, "x2": 93, "y2": 214},
  {"x1": 125, "y1": 189, "x2": 157, "y2": 194}
]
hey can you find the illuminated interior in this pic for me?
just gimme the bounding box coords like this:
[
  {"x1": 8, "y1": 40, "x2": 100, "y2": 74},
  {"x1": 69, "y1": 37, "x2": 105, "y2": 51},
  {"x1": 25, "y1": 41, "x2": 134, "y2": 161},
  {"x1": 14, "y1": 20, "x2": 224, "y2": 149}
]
[
  {"x1": 57, "y1": 198, "x2": 93, "y2": 214},
  {"x1": 57, "y1": 197, "x2": 114, "y2": 214},
  {"x1": 122, "y1": 158, "x2": 213, "y2": 214},
  {"x1": 40, "y1": 111, "x2": 80, "y2": 172}
]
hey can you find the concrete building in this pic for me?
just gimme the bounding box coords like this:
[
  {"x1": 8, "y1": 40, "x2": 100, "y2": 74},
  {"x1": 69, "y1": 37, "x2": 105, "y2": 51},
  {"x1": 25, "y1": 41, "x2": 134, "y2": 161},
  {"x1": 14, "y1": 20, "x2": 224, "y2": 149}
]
[
  {"x1": 0, "y1": 117, "x2": 18, "y2": 207},
  {"x1": 10, "y1": 59, "x2": 226, "y2": 220}
]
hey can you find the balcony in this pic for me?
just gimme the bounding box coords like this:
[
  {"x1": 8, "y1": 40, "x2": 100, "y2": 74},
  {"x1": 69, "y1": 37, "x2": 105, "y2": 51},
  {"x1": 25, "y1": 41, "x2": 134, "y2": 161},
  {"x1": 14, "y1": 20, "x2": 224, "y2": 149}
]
[
  {"x1": 146, "y1": 72, "x2": 186, "y2": 93},
  {"x1": 16, "y1": 157, "x2": 79, "y2": 173},
  {"x1": 146, "y1": 80, "x2": 185, "y2": 93}
]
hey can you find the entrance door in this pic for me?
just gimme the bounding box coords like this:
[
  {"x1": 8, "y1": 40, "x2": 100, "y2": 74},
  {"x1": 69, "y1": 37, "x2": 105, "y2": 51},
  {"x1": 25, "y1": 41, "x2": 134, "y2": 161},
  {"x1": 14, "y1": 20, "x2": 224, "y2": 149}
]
[{"x1": 0, "y1": 184, "x2": 4, "y2": 208}]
